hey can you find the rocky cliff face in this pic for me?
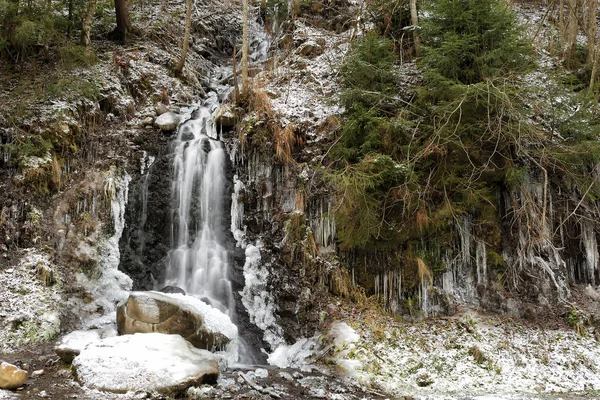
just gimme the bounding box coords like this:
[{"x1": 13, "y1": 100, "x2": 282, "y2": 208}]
[{"x1": 1, "y1": 0, "x2": 599, "y2": 365}]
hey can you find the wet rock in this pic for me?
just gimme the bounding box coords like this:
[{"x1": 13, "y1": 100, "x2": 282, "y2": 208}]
[
  {"x1": 116, "y1": 291, "x2": 238, "y2": 351},
  {"x1": 159, "y1": 286, "x2": 186, "y2": 295},
  {"x1": 0, "y1": 362, "x2": 28, "y2": 390},
  {"x1": 141, "y1": 117, "x2": 154, "y2": 127},
  {"x1": 55, "y1": 328, "x2": 117, "y2": 363},
  {"x1": 72, "y1": 333, "x2": 219, "y2": 394},
  {"x1": 295, "y1": 41, "x2": 324, "y2": 58},
  {"x1": 214, "y1": 105, "x2": 237, "y2": 129},
  {"x1": 170, "y1": 105, "x2": 182, "y2": 114},
  {"x1": 155, "y1": 112, "x2": 181, "y2": 131}
]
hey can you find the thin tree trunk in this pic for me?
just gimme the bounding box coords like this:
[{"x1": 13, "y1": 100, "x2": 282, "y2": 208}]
[
  {"x1": 81, "y1": 0, "x2": 96, "y2": 47},
  {"x1": 587, "y1": 0, "x2": 597, "y2": 63},
  {"x1": 67, "y1": 0, "x2": 73, "y2": 38},
  {"x1": 559, "y1": 0, "x2": 566, "y2": 53},
  {"x1": 410, "y1": 0, "x2": 420, "y2": 55},
  {"x1": 591, "y1": 37, "x2": 600, "y2": 89},
  {"x1": 232, "y1": 44, "x2": 240, "y2": 103},
  {"x1": 565, "y1": 0, "x2": 579, "y2": 64},
  {"x1": 174, "y1": 0, "x2": 192, "y2": 74},
  {"x1": 242, "y1": 0, "x2": 249, "y2": 97}
]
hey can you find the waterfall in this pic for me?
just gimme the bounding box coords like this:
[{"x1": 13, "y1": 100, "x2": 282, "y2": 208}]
[{"x1": 162, "y1": 105, "x2": 235, "y2": 318}]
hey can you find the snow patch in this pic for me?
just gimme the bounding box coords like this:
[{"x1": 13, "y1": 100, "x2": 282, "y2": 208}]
[{"x1": 267, "y1": 337, "x2": 319, "y2": 368}]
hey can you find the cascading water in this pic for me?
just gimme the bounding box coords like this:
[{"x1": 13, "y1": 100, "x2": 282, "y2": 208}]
[{"x1": 162, "y1": 105, "x2": 236, "y2": 318}]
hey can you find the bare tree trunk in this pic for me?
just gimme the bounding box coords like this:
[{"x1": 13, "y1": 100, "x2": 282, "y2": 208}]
[
  {"x1": 161, "y1": 0, "x2": 167, "y2": 11},
  {"x1": 565, "y1": 0, "x2": 579, "y2": 64},
  {"x1": 410, "y1": 0, "x2": 420, "y2": 55},
  {"x1": 587, "y1": 0, "x2": 597, "y2": 63},
  {"x1": 232, "y1": 44, "x2": 240, "y2": 103},
  {"x1": 80, "y1": 0, "x2": 96, "y2": 47},
  {"x1": 242, "y1": 0, "x2": 249, "y2": 97},
  {"x1": 174, "y1": 0, "x2": 192, "y2": 74},
  {"x1": 559, "y1": 0, "x2": 566, "y2": 53},
  {"x1": 67, "y1": 0, "x2": 73, "y2": 38},
  {"x1": 112, "y1": 0, "x2": 132, "y2": 43},
  {"x1": 591, "y1": 37, "x2": 600, "y2": 89}
]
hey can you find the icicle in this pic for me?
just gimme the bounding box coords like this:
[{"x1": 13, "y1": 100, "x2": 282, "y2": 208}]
[{"x1": 476, "y1": 240, "x2": 487, "y2": 285}]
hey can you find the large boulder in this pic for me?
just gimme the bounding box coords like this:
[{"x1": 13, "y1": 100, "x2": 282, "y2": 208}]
[
  {"x1": 117, "y1": 291, "x2": 237, "y2": 351},
  {"x1": 154, "y1": 112, "x2": 181, "y2": 131},
  {"x1": 72, "y1": 333, "x2": 218, "y2": 394},
  {"x1": 0, "y1": 362, "x2": 28, "y2": 390},
  {"x1": 55, "y1": 328, "x2": 118, "y2": 363}
]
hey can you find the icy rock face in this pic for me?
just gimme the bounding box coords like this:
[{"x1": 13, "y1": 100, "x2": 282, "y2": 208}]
[
  {"x1": 75, "y1": 170, "x2": 133, "y2": 324},
  {"x1": 231, "y1": 174, "x2": 287, "y2": 352},
  {"x1": 241, "y1": 244, "x2": 285, "y2": 351},
  {"x1": 72, "y1": 333, "x2": 219, "y2": 394},
  {"x1": 116, "y1": 291, "x2": 238, "y2": 353}
]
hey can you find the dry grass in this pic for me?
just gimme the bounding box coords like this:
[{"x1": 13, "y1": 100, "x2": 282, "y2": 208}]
[
  {"x1": 416, "y1": 257, "x2": 433, "y2": 287},
  {"x1": 415, "y1": 204, "x2": 430, "y2": 233},
  {"x1": 50, "y1": 155, "x2": 61, "y2": 191},
  {"x1": 275, "y1": 123, "x2": 297, "y2": 166}
]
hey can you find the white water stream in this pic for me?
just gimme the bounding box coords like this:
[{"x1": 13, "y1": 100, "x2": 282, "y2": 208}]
[{"x1": 163, "y1": 106, "x2": 236, "y2": 317}]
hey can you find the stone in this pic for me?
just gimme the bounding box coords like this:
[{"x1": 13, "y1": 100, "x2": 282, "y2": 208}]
[
  {"x1": 155, "y1": 103, "x2": 169, "y2": 116},
  {"x1": 155, "y1": 112, "x2": 181, "y2": 131},
  {"x1": 55, "y1": 328, "x2": 117, "y2": 363},
  {"x1": 159, "y1": 286, "x2": 186, "y2": 295},
  {"x1": 295, "y1": 41, "x2": 324, "y2": 58},
  {"x1": 214, "y1": 105, "x2": 237, "y2": 129},
  {"x1": 169, "y1": 105, "x2": 182, "y2": 114},
  {"x1": 116, "y1": 291, "x2": 237, "y2": 351},
  {"x1": 72, "y1": 333, "x2": 219, "y2": 395},
  {"x1": 254, "y1": 368, "x2": 268, "y2": 379},
  {"x1": 141, "y1": 117, "x2": 154, "y2": 127},
  {"x1": 0, "y1": 362, "x2": 28, "y2": 390}
]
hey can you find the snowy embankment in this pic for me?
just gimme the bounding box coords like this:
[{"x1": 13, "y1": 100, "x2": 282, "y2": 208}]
[{"x1": 326, "y1": 309, "x2": 600, "y2": 398}]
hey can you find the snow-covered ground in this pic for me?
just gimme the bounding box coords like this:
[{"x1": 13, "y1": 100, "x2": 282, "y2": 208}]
[
  {"x1": 0, "y1": 250, "x2": 64, "y2": 353},
  {"x1": 326, "y1": 309, "x2": 600, "y2": 399}
]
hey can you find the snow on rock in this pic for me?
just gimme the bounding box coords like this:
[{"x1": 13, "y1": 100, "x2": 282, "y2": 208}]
[
  {"x1": 55, "y1": 328, "x2": 117, "y2": 363},
  {"x1": 0, "y1": 249, "x2": 64, "y2": 353},
  {"x1": 154, "y1": 111, "x2": 181, "y2": 131},
  {"x1": 117, "y1": 291, "x2": 238, "y2": 351},
  {"x1": 328, "y1": 322, "x2": 360, "y2": 348},
  {"x1": 72, "y1": 333, "x2": 219, "y2": 395},
  {"x1": 262, "y1": 20, "x2": 347, "y2": 133},
  {"x1": 267, "y1": 337, "x2": 319, "y2": 368}
]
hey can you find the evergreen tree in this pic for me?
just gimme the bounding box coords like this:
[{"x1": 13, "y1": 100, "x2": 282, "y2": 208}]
[{"x1": 421, "y1": 0, "x2": 530, "y2": 85}]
